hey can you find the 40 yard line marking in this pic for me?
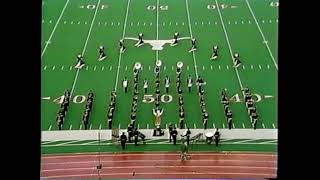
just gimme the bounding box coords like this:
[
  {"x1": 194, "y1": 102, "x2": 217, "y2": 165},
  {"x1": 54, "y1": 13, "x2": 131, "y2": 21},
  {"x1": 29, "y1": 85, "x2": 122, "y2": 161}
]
[
  {"x1": 185, "y1": 0, "x2": 199, "y2": 78},
  {"x1": 214, "y1": 0, "x2": 247, "y2": 121},
  {"x1": 113, "y1": 0, "x2": 131, "y2": 92},
  {"x1": 70, "y1": 0, "x2": 101, "y2": 98},
  {"x1": 245, "y1": 0, "x2": 278, "y2": 70},
  {"x1": 41, "y1": 0, "x2": 70, "y2": 58}
]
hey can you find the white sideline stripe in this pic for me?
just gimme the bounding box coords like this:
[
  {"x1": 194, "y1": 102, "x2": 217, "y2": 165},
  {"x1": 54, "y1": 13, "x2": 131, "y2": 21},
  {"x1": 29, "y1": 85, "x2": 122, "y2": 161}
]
[
  {"x1": 233, "y1": 139, "x2": 259, "y2": 144},
  {"x1": 259, "y1": 140, "x2": 277, "y2": 144},
  {"x1": 70, "y1": 0, "x2": 101, "y2": 98},
  {"x1": 41, "y1": 0, "x2": 70, "y2": 58},
  {"x1": 245, "y1": 0, "x2": 278, "y2": 70},
  {"x1": 113, "y1": 0, "x2": 131, "y2": 92},
  {"x1": 53, "y1": 140, "x2": 84, "y2": 146},
  {"x1": 41, "y1": 140, "x2": 61, "y2": 145},
  {"x1": 42, "y1": 165, "x2": 276, "y2": 172}
]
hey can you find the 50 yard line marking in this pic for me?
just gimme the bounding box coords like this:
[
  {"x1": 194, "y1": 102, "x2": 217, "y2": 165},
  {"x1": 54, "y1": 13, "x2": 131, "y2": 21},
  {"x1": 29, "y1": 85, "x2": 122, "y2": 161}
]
[
  {"x1": 70, "y1": 0, "x2": 101, "y2": 97},
  {"x1": 114, "y1": 0, "x2": 131, "y2": 92},
  {"x1": 244, "y1": 0, "x2": 278, "y2": 70},
  {"x1": 41, "y1": 0, "x2": 70, "y2": 58}
]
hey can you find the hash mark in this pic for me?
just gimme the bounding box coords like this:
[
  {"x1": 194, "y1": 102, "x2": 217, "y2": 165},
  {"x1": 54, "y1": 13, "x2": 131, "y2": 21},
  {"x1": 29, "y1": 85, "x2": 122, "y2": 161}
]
[{"x1": 52, "y1": 66, "x2": 55, "y2": 70}]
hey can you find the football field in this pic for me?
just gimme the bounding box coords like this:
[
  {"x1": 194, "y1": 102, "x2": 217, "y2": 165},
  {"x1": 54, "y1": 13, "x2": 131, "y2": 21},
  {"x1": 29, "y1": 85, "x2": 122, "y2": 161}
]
[{"x1": 41, "y1": 0, "x2": 278, "y2": 152}]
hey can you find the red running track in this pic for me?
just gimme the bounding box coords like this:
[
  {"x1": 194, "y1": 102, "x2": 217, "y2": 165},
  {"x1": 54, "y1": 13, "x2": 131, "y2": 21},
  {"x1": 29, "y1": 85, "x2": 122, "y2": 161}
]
[{"x1": 41, "y1": 152, "x2": 277, "y2": 179}]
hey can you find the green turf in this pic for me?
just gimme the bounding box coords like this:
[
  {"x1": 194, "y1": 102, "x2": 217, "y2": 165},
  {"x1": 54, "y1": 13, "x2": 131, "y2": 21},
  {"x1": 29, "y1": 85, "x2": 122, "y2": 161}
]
[{"x1": 41, "y1": 0, "x2": 278, "y2": 152}]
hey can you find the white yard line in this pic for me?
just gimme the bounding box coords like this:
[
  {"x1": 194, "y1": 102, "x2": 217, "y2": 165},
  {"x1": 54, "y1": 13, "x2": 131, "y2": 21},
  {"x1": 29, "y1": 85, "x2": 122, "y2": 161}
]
[
  {"x1": 41, "y1": 0, "x2": 70, "y2": 58},
  {"x1": 113, "y1": 0, "x2": 131, "y2": 92},
  {"x1": 185, "y1": 0, "x2": 199, "y2": 78},
  {"x1": 244, "y1": 0, "x2": 278, "y2": 70},
  {"x1": 70, "y1": 0, "x2": 101, "y2": 97}
]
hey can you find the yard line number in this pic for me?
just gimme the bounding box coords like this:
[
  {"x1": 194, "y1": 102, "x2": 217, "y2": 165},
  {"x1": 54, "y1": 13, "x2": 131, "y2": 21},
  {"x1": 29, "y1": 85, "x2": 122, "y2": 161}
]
[
  {"x1": 229, "y1": 93, "x2": 265, "y2": 103},
  {"x1": 147, "y1": 5, "x2": 168, "y2": 11},
  {"x1": 53, "y1": 95, "x2": 86, "y2": 104},
  {"x1": 207, "y1": 4, "x2": 229, "y2": 10},
  {"x1": 143, "y1": 94, "x2": 173, "y2": 103},
  {"x1": 79, "y1": 4, "x2": 109, "y2": 9},
  {"x1": 270, "y1": 2, "x2": 279, "y2": 7}
]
